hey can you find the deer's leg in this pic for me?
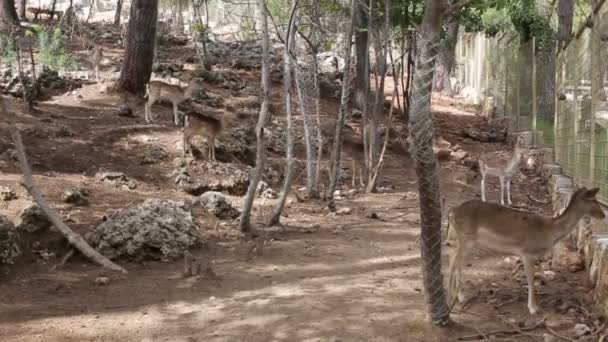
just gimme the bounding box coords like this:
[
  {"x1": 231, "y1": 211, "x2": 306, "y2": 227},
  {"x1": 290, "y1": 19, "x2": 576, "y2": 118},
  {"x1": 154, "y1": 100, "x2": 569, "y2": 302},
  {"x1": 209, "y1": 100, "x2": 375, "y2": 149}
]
[
  {"x1": 182, "y1": 132, "x2": 190, "y2": 157},
  {"x1": 351, "y1": 159, "x2": 356, "y2": 188},
  {"x1": 144, "y1": 99, "x2": 153, "y2": 123},
  {"x1": 523, "y1": 254, "x2": 539, "y2": 315},
  {"x1": 506, "y1": 178, "x2": 512, "y2": 206},
  {"x1": 173, "y1": 102, "x2": 180, "y2": 126},
  {"x1": 499, "y1": 176, "x2": 505, "y2": 206},
  {"x1": 480, "y1": 173, "x2": 486, "y2": 202},
  {"x1": 448, "y1": 238, "x2": 472, "y2": 306}
]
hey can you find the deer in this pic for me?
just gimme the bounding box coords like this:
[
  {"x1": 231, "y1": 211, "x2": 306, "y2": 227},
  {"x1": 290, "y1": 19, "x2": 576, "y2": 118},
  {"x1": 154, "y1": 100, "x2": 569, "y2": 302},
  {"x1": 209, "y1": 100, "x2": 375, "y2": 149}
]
[
  {"x1": 479, "y1": 135, "x2": 526, "y2": 206},
  {"x1": 447, "y1": 187, "x2": 605, "y2": 315},
  {"x1": 182, "y1": 111, "x2": 223, "y2": 160},
  {"x1": 144, "y1": 78, "x2": 196, "y2": 126},
  {"x1": 88, "y1": 45, "x2": 103, "y2": 82}
]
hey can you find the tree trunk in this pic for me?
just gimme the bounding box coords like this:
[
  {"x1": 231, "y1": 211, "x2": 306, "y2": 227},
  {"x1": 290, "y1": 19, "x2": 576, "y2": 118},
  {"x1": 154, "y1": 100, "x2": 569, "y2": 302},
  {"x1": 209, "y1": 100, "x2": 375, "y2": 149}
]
[
  {"x1": 50, "y1": 0, "x2": 57, "y2": 20},
  {"x1": 557, "y1": 0, "x2": 573, "y2": 50},
  {"x1": 298, "y1": 62, "x2": 317, "y2": 198},
  {"x1": 17, "y1": 0, "x2": 25, "y2": 20},
  {"x1": 238, "y1": 0, "x2": 271, "y2": 232},
  {"x1": 176, "y1": 1, "x2": 184, "y2": 34},
  {"x1": 327, "y1": 0, "x2": 356, "y2": 212},
  {"x1": 410, "y1": 0, "x2": 450, "y2": 325},
  {"x1": 433, "y1": 19, "x2": 459, "y2": 95},
  {"x1": 118, "y1": 0, "x2": 159, "y2": 95},
  {"x1": 114, "y1": 0, "x2": 123, "y2": 27},
  {"x1": 268, "y1": 1, "x2": 297, "y2": 226},
  {"x1": 0, "y1": 0, "x2": 19, "y2": 31},
  {"x1": 353, "y1": 0, "x2": 369, "y2": 111}
]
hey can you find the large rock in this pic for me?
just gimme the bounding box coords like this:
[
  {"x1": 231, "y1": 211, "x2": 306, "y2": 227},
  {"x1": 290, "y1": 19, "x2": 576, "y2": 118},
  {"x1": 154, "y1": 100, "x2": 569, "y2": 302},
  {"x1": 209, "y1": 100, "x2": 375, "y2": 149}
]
[
  {"x1": 0, "y1": 215, "x2": 20, "y2": 265},
  {"x1": 17, "y1": 204, "x2": 52, "y2": 233},
  {"x1": 182, "y1": 162, "x2": 250, "y2": 196},
  {"x1": 199, "y1": 191, "x2": 240, "y2": 220},
  {"x1": 87, "y1": 199, "x2": 202, "y2": 261}
]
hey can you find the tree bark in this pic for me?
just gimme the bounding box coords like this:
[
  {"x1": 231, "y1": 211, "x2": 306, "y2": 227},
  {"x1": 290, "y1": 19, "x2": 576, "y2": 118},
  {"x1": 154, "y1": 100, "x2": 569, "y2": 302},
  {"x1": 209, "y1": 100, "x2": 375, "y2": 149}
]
[
  {"x1": 268, "y1": 0, "x2": 297, "y2": 226},
  {"x1": 50, "y1": 0, "x2": 57, "y2": 20},
  {"x1": 239, "y1": 0, "x2": 271, "y2": 232},
  {"x1": 118, "y1": 0, "x2": 159, "y2": 95},
  {"x1": 557, "y1": 0, "x2": 573, "y2": 49},
  {"x1": 114, "y1": 0, "x2": 123, "y2": 27},
  {"x1": 433, "y1": 19, "x2": 459, "y2": 95},
  {"x1": 410, "y1": 0, "x2": 450, "y2": 325},
  {"x1": 1, "y1": 96, "x2": 127, "y2": 274},
  {"x1": 0, "y1": 0, "x2": 19, "y2": 31},
  {"x1": 353, "y1": 0, "x2": 369, "y2": 111},
  {"x1": 327, "y1": 0, "x2": 356, "y2": 212}
]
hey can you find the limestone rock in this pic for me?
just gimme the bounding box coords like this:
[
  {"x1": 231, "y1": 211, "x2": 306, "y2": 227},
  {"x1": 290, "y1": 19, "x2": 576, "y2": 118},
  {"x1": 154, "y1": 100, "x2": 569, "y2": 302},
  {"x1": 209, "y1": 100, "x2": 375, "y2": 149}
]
[{"x1": 87, "y1": 199, "x2": 202, "y2": 261}]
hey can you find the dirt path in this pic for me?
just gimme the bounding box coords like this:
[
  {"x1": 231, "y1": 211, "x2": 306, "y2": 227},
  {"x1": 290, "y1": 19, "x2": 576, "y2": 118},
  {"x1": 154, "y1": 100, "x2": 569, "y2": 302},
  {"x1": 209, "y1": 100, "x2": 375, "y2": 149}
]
[{"x1": 0, "y1": 90, "x2": 600, "y2": 342}]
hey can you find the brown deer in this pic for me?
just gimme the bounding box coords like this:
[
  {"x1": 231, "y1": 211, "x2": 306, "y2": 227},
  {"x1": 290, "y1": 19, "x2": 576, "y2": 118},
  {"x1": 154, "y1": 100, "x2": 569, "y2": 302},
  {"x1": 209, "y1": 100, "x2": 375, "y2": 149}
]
[
  {"x1": 183, "y1": 112, "x2": 223, "y2": 160},
  {"x1": 145, "y1": 78, "x2": 196, "y2": 126},
  {"x1": 447, "y1": 187, "x2": 605, "y2": 315},
  {"x1": 88, "y1": 45, "x2": 103, "y2": 82}
]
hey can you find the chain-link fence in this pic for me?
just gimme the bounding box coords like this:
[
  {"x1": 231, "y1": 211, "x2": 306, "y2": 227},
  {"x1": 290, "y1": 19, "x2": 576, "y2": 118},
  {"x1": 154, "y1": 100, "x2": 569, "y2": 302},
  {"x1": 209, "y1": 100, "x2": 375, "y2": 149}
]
[{"x1": 555, "y1": 4, "x2": 608, "y2": 202}]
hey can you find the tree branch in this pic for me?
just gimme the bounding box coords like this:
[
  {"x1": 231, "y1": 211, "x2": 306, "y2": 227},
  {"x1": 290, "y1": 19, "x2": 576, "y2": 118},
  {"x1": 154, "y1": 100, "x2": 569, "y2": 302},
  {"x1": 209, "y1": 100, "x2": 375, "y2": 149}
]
[
  {"x1": 1, "y1": 96, "x2": 127, "y2": 274},
  {"x1": 442, "y1": 0, "x2": 475, "y2": 17}
]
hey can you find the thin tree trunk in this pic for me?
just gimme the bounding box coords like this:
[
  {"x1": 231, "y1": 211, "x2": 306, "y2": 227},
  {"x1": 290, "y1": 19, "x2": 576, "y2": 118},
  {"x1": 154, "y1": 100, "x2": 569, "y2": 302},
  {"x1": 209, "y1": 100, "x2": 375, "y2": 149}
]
[
  {"x1": 557, "y1": 0, "x2": 573, "y2": 50},
  {"x1": 86, "y1": 0, "x2": 95, "y2": 23},
  {"x1": 268, "y1": 0, "x2": 297, "y2": 226},
  {"x1": 365, "y1": 0, "x2": 390, "y2": 193},
  {"x1": 17, "y1": 0, "x2": 24, "y2": 20},
  {"x1": 118, "y1": 0, "x2": 159, "y2": 95},
  {"x1": 1, "y1": 96, "x2": 127, "y2": 274},
  {"x1": 354, "y1": 0, "x2": 369, "y2": 110},
  {"x1": 433, "y1": 19, "x2": 459, "y2": 95},
  {"x1": 312, "y1": 53, "x2": 323, "y2": 198},
  {"x1": 298, "y1": 63, "x2": 317, "y2": 199},
  {"x1": 176, "y1": 1, "x2": 184, "y2": 34},
  {"x1": 50, "y1": 0, "x2": 56, "y2": 20},
  {"x1": 327, "y1": 0, "x2": 356, "y2": 212},
  {"x1": 0, "y1": 0, "x2": 20, "y2": 30},
  {"x1": 239, "y1": 0, "x2": 271, "y2": 232},
  {"x1": 410, "y1": 0, "x2": 450, "y2": 325},
  {"x1": 114, "y1": 0, "x2": 123, "y2": 27}
]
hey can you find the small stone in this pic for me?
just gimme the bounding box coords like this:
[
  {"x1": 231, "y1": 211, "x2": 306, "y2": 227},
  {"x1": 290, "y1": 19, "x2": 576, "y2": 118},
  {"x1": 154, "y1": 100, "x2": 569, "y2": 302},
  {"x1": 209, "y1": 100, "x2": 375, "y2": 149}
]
[
  {"x1": 543, "y1": 270, "x2": 556, "y2": 281},
  {"x1": 449, "y1": 150, "x2": 469, "y2": 161},
  {"x1": 0, "y1": 186, "x2": 17, "y2": 201},
  {"x1": 95, "y1": 277, "x2": 110, "y2": 285},
  {"x1": 574, "y1": 323, "x2": 591, "y2": 337},
  {"x1": 336, "y1": 207, "x2": 352, "y2": 215},
  {"x1": 62, "y1": 186, "x2": 88, "y2": 206}
]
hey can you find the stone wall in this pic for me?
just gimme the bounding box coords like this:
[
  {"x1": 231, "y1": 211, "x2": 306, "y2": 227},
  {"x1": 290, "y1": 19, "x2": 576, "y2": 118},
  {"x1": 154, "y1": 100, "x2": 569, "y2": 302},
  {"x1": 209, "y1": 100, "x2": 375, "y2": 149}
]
[{"x1": 536, "y1": 149, "x2": 608, "y2": 312}]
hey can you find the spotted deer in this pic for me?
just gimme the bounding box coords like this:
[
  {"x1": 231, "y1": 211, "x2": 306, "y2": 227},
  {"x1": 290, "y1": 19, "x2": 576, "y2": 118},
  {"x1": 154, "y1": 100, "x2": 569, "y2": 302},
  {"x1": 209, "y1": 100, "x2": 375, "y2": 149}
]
[
  {"x1": 447, "y1": 187, "x2": 605, "y2": 315},
  {"x1": 183, "y1": 112, "x2": 223, "y2": 160},
  {"x1": 144, "y1": 78, "x2": 196, "y2": 126}
]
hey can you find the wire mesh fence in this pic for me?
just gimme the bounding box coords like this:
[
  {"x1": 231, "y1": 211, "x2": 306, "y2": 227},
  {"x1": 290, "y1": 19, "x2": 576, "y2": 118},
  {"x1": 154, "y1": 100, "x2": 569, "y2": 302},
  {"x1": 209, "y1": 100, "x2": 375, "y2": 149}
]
[{"x1": 555, "y1": 4, "x2": 608, "y2": 202}]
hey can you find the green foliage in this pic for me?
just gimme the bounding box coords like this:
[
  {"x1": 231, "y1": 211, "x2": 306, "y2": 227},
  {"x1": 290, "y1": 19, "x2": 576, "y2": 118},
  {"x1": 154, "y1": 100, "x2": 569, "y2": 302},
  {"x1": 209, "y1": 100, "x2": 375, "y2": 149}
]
[
  {"x1": 0, "y1": 36, "x2": 17, "y2": 64},
  {"x1": 506, "y1": 0, "x2": 554, "y2": 47},
  {"x1": 33, "y1": 26, "x2": 78, "y2": 70},
  {"x1": 481, "y1": 8, "x2": 510, "y2": 37},
  {"x1": 238, "y1": 16, "x2": 257, "y2": 41}
]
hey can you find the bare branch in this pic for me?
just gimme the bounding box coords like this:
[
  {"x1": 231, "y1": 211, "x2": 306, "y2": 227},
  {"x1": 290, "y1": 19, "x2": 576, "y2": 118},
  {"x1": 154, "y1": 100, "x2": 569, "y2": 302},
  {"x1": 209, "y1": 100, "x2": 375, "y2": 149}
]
[{"x1": 1, "y1": 96, "x2": 127, "y2": 273}]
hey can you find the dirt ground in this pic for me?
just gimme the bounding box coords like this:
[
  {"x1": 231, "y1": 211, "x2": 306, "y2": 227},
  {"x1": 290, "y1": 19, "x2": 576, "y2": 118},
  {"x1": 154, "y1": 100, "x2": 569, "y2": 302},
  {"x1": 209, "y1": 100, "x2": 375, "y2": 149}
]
[{"x1": 0, "y1": 29, "x2": 605, "y2": 342}]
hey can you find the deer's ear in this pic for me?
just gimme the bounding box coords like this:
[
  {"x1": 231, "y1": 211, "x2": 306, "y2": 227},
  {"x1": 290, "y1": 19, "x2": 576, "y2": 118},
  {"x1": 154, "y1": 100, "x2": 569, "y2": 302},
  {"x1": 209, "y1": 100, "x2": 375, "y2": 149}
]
[{"x1": 585, "y1": 187, "x2": 600, "y2": 199}]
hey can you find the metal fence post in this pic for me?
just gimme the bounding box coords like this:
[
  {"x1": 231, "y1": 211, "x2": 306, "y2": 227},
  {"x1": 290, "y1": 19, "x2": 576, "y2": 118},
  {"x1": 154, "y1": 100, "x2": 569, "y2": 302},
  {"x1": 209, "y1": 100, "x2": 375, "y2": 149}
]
[{"x1": 532, "y1": 37, "x2": 537, "y2": 147}]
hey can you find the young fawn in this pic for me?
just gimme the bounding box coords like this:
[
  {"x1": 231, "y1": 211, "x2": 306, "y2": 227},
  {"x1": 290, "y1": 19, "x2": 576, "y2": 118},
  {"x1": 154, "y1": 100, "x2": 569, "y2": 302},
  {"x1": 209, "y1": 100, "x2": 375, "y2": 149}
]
[
  {"x1": 447, "y1": 187, "x2": 605, "y2": 315},
  {"x1": 89, "y1": 45, "x2": 103, "y2": 82},
  {"x1": 145, "y1": 79, "x2": 196, "y2": 126},
  {"x1": 479, "y1": 135, "x2": 525, "y2": 206},
  {"x1": 183, "y1": 112, "x2": 223, "y2": 160}
]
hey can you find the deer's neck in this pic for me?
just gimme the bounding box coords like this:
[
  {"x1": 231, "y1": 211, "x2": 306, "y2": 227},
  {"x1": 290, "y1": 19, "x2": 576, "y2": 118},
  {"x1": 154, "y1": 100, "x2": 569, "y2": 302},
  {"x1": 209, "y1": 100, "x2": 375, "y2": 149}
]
[
  {"x1": 504, "y1": 149, "x2": 522, "y2": 172},
  {"x1": 551, "y1": 201, "x2": 584, "y2": 243}
]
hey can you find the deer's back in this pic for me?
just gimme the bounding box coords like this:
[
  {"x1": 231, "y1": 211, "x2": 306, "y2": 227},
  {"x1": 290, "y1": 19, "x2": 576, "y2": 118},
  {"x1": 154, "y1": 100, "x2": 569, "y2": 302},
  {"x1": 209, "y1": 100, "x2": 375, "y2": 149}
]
[
  {"x1": 187, "y1": 114, "x2": 222, "y2": 136},
  {"x1": 149, "y1": 81, "x2": 186, "y2": 100},
  {"x1": 451, "y1": 200, "x2": 552, "y2": 254}
]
